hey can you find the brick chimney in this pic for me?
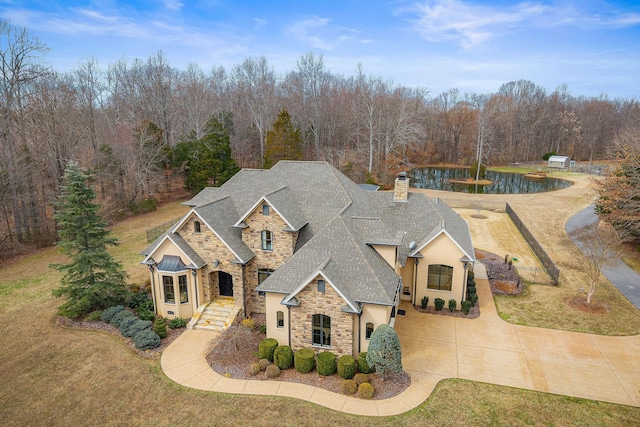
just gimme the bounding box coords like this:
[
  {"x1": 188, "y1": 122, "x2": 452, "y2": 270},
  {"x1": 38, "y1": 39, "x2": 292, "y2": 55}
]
[{"x1": 393, "y1": 172, "x2": 408, "y2": 203}]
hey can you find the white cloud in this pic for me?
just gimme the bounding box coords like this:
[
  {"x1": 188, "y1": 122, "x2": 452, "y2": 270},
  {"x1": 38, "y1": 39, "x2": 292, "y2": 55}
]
[
  {"x1": 163, "y1": 0, "x2": 184, "y2": 11},
  {"x1": 287, "y1": 16, "x2": 354, "y2": 51}
]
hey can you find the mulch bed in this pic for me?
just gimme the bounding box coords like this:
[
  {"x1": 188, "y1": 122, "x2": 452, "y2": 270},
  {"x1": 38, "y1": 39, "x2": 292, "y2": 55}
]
[
  {"x1": 475, "y1": 249, "x2": 525, "y2": 296},
  {"x1": 56, "y1": 315, "x2": 185, "y2": 358},
  {"x1": 566, "y1": 297, "x2": 609, "y2": 314},
  {"x1": 206, "y1": 314, "x2": 410, "y2": 400}
]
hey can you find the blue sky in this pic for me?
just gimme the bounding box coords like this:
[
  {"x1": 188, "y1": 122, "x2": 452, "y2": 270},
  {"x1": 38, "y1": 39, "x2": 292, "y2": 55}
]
[{"x1": 3, "y1": 0, "x2": 640, "y2": 98}]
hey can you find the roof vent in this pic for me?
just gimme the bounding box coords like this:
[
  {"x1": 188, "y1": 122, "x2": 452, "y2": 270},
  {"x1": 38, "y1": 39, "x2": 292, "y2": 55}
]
[{"x1": 409, "y1": 241, "x2": 416, "y2": 250}]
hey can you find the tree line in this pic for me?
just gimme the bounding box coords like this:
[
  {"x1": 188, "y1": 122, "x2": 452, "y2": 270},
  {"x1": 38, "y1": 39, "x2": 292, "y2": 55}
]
[{"x1": 2, "y1": 19, "x2": 639, "y2": 253}]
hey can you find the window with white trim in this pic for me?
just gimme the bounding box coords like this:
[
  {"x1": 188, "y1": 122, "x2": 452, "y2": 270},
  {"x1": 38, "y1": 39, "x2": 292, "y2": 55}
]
[
  {"x1": 366, "y1": 322, "x2": 374, "y2": 340},
  {"x1": 194, "y1": 221, "x2": 201, "y2": 233},
  {"x1": 163, "y1": 276, "x2": 175, "y2": 304},
  {"x1": 276, "y1": 311, "x2": 284, "y2": 328},
  {"x1": 178, "y1": 274, "x2": 188, "y2": 303},
  {"x1": 427, "y1": 264, "x2": 454, "y2": 291},
  {"x1": 312, "y1": 314, "x2": 331, "y2": 347},
  {"x1": 261, "y1": 230, "x2": 273, "y2": 250},
  {"x1": 317, "y1": 279, "x2": 325, "y2": 293},
  {"x1": 262, "y1": 204, "x2": 270, "y2": 215}
]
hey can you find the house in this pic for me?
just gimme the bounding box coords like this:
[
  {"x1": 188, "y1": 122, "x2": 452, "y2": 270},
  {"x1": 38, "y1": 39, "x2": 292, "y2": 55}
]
[
  {"x1": 141, "y1": 161, "x2": 475, "y2": 356},
  {"x1": 548, "y1": 155, "x2": 571, "y2": 169}
]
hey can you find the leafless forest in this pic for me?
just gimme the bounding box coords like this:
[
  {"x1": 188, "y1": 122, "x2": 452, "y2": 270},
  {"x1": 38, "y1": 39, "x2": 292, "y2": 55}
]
[{"x1": 2, "y1": 20, "x2": 639, "y2": 254}]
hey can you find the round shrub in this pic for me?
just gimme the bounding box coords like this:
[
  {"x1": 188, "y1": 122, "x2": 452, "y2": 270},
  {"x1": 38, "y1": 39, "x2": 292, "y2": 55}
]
[
  {"x1": 434, "y1": 298, "x2": 445, "y2": 311},
  {"x1": 467, "y1": 284, "x2": 476, "y2": 294},
  {"x1": 153, "y1": 317, "x2": 167, "y2": 339},
  {"x1": 128, "y1": 292, "x2": 154, "y2": 311},
  {"x1": 85, "y1": 310, "x2": 103, "y2": 322},
  {"x1": 341, "y1": 379, "x2": 357, "y2": 395},
  {"x1": 448, "y1": 298, "x2": 457, "y2": 312},
  {"x1": 353, "y1": 373, "x2": 369, "y2": 386},
  {"x1": 100, "y1": 305, "x2": 125, "y2": 323},
  {"x1": 337, "y1": 355, "x2": 357, "y2": 379},
  {"x1": 249, "y1": 363, "x2": 261, "y2": 376},
  {"x1": 241, "y1": 317, "x2": 256, "y2": 330},
  {"x1": 273, "y1": 345, "x2": 294, "y2": 370},
  {"x1": 110, "y1": 309, "x2": 134, "y2": 327},
  {"x1": 168, "y1": 317, "x2": 187, "y2": 329},
  {"x1": 137, "y1": 309, "x2": 155, "y2": 321},
  {"x1": 461, "y1": 300, "x2": 472, "y2": 315},
  {"x1": 316, "y1": 351, "x2": 336, "y2": 376},
  {"x1": 258, "y1": 358, "x2": 271, "y2": 371},
  {"x1": 357, "y1": 352, "x2": 373, "y2": 374},
  {"x1": 265, "y1": 364, "x2": 281, "y2": 379},
  {"x1": 294, "y1": 348, "x2": 316, "y2": 373},
  {"x1": 258, "y1": 338, "x2": 279, "y2": 362},
  {"x1": 122, "y1": 319, "x2": 152, "y2": 338},
  {"x1": 469, "y1": 293, "x2": 479, "y2": 307},
  {"x1": 358, "y1": 382, "x2": 375, "y2": 399},
  {"x1": 133, "y1": 329, "x2": 160, "y2": 350},
  {"x1": 118, "y1": 316, "x2": 139, "y2": 336}
]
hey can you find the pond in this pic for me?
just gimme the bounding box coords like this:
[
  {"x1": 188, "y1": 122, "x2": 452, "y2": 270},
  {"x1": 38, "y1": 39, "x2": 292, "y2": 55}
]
[{"x1": 410, "y1": 167, "x2": 572, "y2": 194}]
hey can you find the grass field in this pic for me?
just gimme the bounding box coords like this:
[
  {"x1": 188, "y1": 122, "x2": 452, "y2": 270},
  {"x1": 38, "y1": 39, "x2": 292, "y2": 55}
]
[{"x1": 1, "y1": 188, "x2": 639, "y2": 426}]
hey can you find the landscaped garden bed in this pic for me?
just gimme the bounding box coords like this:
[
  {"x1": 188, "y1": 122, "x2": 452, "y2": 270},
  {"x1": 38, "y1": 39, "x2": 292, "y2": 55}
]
[{"x1": 476, "y1": 249, "x2": 524, "y2": 296}]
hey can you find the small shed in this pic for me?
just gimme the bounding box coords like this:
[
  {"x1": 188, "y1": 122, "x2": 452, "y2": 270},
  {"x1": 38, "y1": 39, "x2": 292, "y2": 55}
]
[{"x1": 548, "y1": 155, "x2": 571, "y2": 169}]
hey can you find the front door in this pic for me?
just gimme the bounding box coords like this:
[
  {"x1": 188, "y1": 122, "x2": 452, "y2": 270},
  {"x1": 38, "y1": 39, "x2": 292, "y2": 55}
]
[{"x1": 218, "y1": 271, "x2": 233, "y2": 297}]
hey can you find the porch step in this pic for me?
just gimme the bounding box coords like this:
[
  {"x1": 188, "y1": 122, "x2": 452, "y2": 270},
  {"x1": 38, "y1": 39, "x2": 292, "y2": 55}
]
[{"x1": 189, "y1": 298, "x2": 240, "y2": 332}]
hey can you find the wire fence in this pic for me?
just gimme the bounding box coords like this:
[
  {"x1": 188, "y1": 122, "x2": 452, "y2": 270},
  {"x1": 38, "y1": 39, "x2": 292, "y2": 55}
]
[
  {"x1": 435, "y1": 197, "x2": 507, "y2": 212},
  {"x1": 145, "y1": 217, "x2": 181, "y2": 243}
]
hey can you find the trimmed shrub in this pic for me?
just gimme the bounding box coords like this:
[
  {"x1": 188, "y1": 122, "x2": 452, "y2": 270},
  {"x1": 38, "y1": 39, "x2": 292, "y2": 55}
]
[
  {"x1": 358, "y1": 382, "x2": 375, "y2": 399},
  {"x1": 122, "y1": 319, "x2": 152, "y2": 338},
  {"x1": 137, "y1": 309, "x2": 155, "y2": 321},
  {"x1": 259, "y1": 324, "x2": 267, "y2": 334},
  {"x1": 128, "y1": 292, "x2": 154, "y2": 311},
  {"x1": 357, "y1": 352, "x2": 373, "y2": 374},
  {"x1": 258, "y1": 338, "x2": 279, "y2": 362},
  {"x1": 153, "y1": 317, "x2": 167, "y2": 339},
  {"x1": 342, "y1": 379, "x2": 357, "y2": 395},
  {"x1": 133, "y1": 329, "x2": 160, "y2": 350},
  {"x1": 353, "y1": 373, "x2": 369, "y2": 386},
  {"x1": 273, "y1": 345, "x2": 294, "y2": 370},
  {"x1": 316, "y1": 351, "x2": 336, "y2": 376},
  {"x1": 467, "y1": 270, "x2": 475, "y2": 281},
  {"x1": 421, "y1": 296, "x2": 429, "y2": 309},
  {"x1": 168, "y1": 317, "x2": 187, "y2": 329},
  {"x1": 85, "y1": 310, "x2": 103, "y2": 321},
  {"x1": 469, "y1": 293, "x2": 479, "y2": 307},
  {"x1": 258, "y1": 358, "x2": 271, "y2": 371},
  {"x1": 461, "y1": 300, "x2": 472, "y2": 315},
  {"x1": 366, "y1": 324, "x2": 403, "y2": 380},
  {"x1": 241, "y1": 317, "x2": 256, "y2": 330},
  {"x1": 294, "y1": 348, "x2": 315, "y2": 373},
  {"x1": 110, "y1": 309, "x2": 134, "y2": 327},
  {"x1": 101, "y1": 305, "x2": 125, "y2": 323},
  {"x1": 337, "y1": 355, "x2": 357, "y2": 379},
  {"x1": 467, "y1": 285, "x2": 477, "y2": 295},
  {"x1": 434, "y1": 298, "x2": 445, "y2": 311},
  {"x1": 119, "y1": 316, "x2": 139, "y2": 336},
  {"x1": 249, "y1": 363, "x2": 261, "y2": 376},
  {"x1": 265, "y1": 364, "x2": 281, "y2": 379},
  {"x1": 448, "y1": 299, "x2": 457, "y2": 312}
]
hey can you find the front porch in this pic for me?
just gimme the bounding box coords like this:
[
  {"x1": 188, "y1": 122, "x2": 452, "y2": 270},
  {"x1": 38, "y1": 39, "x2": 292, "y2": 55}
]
[{"x1": 188, "y1": 297, "x2": 240, "y2": 331}]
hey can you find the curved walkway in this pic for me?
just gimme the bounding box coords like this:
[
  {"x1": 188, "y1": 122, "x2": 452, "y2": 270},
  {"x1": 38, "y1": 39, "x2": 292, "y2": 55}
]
[
  {"x1": 566, "y1": 203, "x2": 640, "y2": 309},
  {"x1": 162, "y1": 263, "x2": 640, "y2": 415}
]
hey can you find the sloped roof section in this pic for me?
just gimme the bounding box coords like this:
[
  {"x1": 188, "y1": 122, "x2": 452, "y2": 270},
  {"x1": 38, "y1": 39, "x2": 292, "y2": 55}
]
[
  {"x1": 264, "y1": 186, "x2": 308, "y2": 231},
  {"x1": 156, "y1": 255, "x2": 187, "y2": 272},
  {"x1": 140, "y1": 229, "x2": 206, "y2": 269}
]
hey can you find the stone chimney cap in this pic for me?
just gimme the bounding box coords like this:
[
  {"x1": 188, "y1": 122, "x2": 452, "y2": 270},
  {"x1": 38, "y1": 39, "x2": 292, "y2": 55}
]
[{"x1": 398, "y1": 172, "x2": 407, "y2": 180}]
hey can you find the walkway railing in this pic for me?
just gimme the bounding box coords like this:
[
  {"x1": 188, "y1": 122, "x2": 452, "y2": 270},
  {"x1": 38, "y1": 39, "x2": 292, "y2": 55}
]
[{"x1": 145, "y1": 217, "x2": 182, "y2": 243}]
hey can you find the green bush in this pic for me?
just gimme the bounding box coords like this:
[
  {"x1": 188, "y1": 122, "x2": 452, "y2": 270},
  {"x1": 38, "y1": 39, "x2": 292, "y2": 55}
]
[
  {"x1": 342, "y1": 379, "x2": 357, "y2": 395},
  {"x1": 153, "y1": 317, "x2": 167, "y2": 339},
  {"x1": 259, "y1": 324, "x2": 267, "y2": 334},
  {"x1": 137, "y1": 309, "x2": 155, "y2": 321},
  {"x1": 110, "y1": 309, "x2": 134, "y2": 327},
  {"x1": 258, "y1": 338, "x2": 279, "y2": 362},
  {"x1": 168, "y1": 317, "x2": 187, "y2": 329},
  {"x1": 265, "y1": 364, "x2": 281, "y2": 379},
  {"x1": 542, "y1": 151, "x2": 557, "y2": 161},
  {"x1": 118, "y1": 316, "x2": 139, "y2": 336},
  {"x1": 133, "y1": 329, "x2": 160, "y2": 350},
  {"x1": 249, "y1": 363, "x2": 261, "y2": 376},
  {"x1": 241, "y1": 317, "x2": 255, "y2": 330},
  {"x1": 467, "y1": 285, "x2": 477, "y2": 295},
  {"x1": 316, "y1": 351, "x2": 336, "y2": 376},
  {"x1": 469, "y1": 293, "x2": 479, "y2": 307},
  {"x1": 294, "y1": 348, "x2": 315, "y2": 373},
  {"x1": 366, "y1": 324, "x2": 403, "y2": 380},
  {"x1": 337, "y1": 355, "x2": 357, "y2": 379},
  {"x1": 434, "y1": 298, "x2": 445, "y2": 311},
  {"x1": 273, "y1": 345, "x2": 294, "y2": 370},
  {"x1": 448, "y1": 299, "x2": 457, "y2": 312},
  {"x1": 353, "y1": 373, "x2": 369, "y2": 386},
  {"x1": 122, "y1": 319, "x2": 152, "y2": 338},
  {"x1": 128, "y1": 292, "x2": 154, "y2": 311},
  {"x1": 258, "y1": 358, "x2": 271, "y2": 371},
  {"x1": 461, "y1": 300, "x2": 472, "y2": 315},
  {"x1": 357, "y1": 352, "x2": 373, "y2": 374},
  {"x1": 358, "y1": 382, "x2": 375, "y2": 399},
  {"x1": 421, "y1": 296, "x2": 429, "y2": 309},
  {"x1": 467, "y1": 270, "x2": 475, "y2": 281},
  {"x1": 85, "y1": 310, "x2": 103, "y2": 321},
  {"x1": 100, "y1": 305, "x2": 125, "y2": 323}
]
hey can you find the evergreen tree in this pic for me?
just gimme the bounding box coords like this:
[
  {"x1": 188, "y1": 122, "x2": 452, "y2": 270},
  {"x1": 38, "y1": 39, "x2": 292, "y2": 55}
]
[
  {"x1": 264, "y1": 108, "x2": 303, "y2": 168},
  {"x1": 50, "y1": 161, "x2": 129, "y2": 318},
  {"x1": 173, "y1": 114, "x2": 240, "y2": 192},
  {"x1": 366, "y1": 324, "x2": 403, "y2": 380}
]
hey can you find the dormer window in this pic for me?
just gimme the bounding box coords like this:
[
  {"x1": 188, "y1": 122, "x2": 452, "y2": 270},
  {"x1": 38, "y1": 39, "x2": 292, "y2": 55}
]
[
  {"x1": 317, "y1": 279, "x2": 325, "y2": 293},
  {"x1": 261, "y1": 230, "x2": 273, "y2": 251},
  {"x1": 194, "y1": 221, "x2": 201, "y2": 233},
  {"x1": 262, "y1": 204, "x2": 270, "y2": 215}
]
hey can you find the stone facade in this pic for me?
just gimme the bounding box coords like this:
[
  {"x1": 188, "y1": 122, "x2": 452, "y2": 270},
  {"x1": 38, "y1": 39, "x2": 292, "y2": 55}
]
[
  {"x1": 393, "y1": 174, "x2": 409, "y2": 202},
  {"x1": 289, "y1": 277, "x2": 354, "y2": 357}
]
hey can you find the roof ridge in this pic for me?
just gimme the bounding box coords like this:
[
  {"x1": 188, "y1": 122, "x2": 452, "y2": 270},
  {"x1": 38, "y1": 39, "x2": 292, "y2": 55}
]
[{"x1": 195, "y1": 194, "x2": 232, "y2": 209}]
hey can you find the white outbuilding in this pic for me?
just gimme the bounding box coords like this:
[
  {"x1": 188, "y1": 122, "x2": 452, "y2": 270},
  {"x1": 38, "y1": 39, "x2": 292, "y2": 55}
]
[{"x1": 548, "y1": 155, "x2": 571, "y2": 169}]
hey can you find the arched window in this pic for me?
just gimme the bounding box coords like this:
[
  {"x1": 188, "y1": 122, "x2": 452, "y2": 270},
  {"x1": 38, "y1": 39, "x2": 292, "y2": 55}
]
[
  {"x1": 312, "y1": 314, "x2": 331, "y2": 347},
  {"x1": 427, "y1": 264, "x2": 454, "y2": 291},
  {"x1": 194, "y1": 221, "x2": 201, "y2": 233},
  {"x1": 261, "y1": 230, "x2": 273, "y2": 250},
  {"x1": 276, "y1": 311, "x2": 284, "y2": 328},
  {"x1": 366, "y1": 322, "x2": 374, "y2": 340}
]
